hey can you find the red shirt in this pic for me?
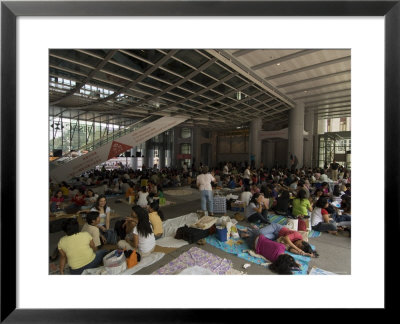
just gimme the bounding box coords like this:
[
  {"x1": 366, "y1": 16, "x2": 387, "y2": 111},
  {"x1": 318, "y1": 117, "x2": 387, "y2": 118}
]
[
  {"x1": 72, "y1": 194, "x2": 86, "y2": 206},
  {"x1": 50, "y1": 197, "x2": 64, "y2": 203},
  {"x1": 278, "y1": 227, "x2": 303, "y2": 242},
  {"x1": 321, "y1": 208, "x2": 328, "y2": 215}
]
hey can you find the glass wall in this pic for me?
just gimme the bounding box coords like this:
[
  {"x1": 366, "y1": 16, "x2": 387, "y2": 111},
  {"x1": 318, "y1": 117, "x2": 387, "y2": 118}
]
[{"x1": 49, "y1": 108, "x2": 133, "y2": 157}]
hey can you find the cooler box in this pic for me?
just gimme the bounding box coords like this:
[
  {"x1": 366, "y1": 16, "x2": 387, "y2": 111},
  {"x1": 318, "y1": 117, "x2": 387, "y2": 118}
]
[{"x1": 231, "y1": 201, "x2": 245, "y2": 212}]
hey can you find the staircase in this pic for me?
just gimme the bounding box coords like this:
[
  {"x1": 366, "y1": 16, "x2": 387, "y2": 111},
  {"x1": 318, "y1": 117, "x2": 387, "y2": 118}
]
[{"x1": 49, "y1": 115, "x2": 188, "y2": 183}]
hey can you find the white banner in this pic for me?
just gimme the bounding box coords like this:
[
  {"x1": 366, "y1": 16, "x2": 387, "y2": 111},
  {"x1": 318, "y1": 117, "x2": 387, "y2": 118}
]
[{"x1": 50, "y1": 116, "x2": 187, "y2": 183}]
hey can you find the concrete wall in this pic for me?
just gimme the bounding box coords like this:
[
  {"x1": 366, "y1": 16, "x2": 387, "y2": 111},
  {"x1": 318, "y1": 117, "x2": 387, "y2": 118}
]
[{"x1": 216, "y1": 133, "x2": 249, "y2": 166}]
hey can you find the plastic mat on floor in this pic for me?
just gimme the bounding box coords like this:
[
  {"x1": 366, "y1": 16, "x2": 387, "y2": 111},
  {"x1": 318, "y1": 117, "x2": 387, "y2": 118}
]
[{"x1": 206, "y1": 224, "x2": 313, "y2": 275}]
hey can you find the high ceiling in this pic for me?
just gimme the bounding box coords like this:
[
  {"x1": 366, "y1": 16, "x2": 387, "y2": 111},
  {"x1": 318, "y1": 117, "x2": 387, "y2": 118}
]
[{"x1": 49, "y1": 49, "x2": 350, "y2": 130}]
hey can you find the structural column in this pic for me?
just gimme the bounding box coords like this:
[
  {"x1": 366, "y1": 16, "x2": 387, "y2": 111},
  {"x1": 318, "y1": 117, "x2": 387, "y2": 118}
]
[
  {"x1": 249, "y1": 119, "x2": 262, "y2": 168},
  {"x1": 303, "y1": 109, "x2": 314, "y2": 168},
  {"x1": 313, "y1": 112, "x2": 319, "y2": 168},
  {"x1": 265, "y1": 141, "x2": 275, "y2": 170},
  {"x1": 159, "y1": 146, "x2": 165, "y2": 169},
  {"x1": 288, "y1": 102, "x2": 304, "y2": 168},
  {"x1": 145, "y1": 141, "x2": 154, "y2": 169}
]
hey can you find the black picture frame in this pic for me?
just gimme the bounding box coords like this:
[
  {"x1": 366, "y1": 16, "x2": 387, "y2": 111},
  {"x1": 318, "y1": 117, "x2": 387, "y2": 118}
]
[{"x1": 1, "y1": 0, "x2": 398, "y2": 322}]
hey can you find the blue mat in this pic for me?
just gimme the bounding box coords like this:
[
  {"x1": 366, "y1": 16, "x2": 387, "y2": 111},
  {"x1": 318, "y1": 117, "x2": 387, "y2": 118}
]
[
  {"x1": 262, "y1": 214, "x2": 322, "y2": 238},
  {"x1": 205, "y1": 225, "x2": 313, "y2": 275}
]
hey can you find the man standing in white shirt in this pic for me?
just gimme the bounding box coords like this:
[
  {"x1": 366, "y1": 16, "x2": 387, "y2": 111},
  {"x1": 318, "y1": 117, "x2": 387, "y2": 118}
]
[
  {"x1": 243, "y1": 165, "x2": 251, "y2": 187},
  {"x1": 223, "y1": 163, "x2": 230, "y2": 176},
  {"x1": 196, "y1": 166, "x2": 216, "y2": 216}
]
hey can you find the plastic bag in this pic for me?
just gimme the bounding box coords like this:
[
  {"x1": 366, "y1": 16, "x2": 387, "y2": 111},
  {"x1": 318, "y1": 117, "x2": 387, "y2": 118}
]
[{"x1": 103, "y1": 249, "x2": 127, "y2": 275}]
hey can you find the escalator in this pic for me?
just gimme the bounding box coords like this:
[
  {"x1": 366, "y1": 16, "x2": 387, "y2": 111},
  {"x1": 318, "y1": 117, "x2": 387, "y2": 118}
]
[{"x1": 50, "y1": 115, "x2": 188, "y2": 183}]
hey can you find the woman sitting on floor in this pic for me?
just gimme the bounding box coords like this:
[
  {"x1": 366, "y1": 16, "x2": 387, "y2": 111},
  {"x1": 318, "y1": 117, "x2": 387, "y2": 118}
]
[
  {"x1": 82, "y1": 188, "x2": 98, "y2": 210},
  {"x1": 245, "y1": 193, "x2": 270, "y2": 224},
  {"x1": 311, "y1": 197, "x2": 338, "y2": 235},
  {"x1": 291, "y1": 189, "x2": 313, "y2": 219},
  {"x1": 137, "y1": 186, "x2": 149, "y2": 208},
  {"x1": 311, "y1": 188, "x2": 323, "y2": 206},
  {"x1": 90, "y1": 195, "x2": 117, "y2": 244},
  {"x1": 50, "y1": 190, "x2": 65, "y2": 213},
  {"x1": 237, "y1": 227, "x2": 303, "y2": 275},
  {"x1": 147, "y1": 201, "x2": 164, "y2": 239},
  {"x1": 320, "y1": 182, "x2": 330, "y2": 197},
  {"x1": 333, "y1": 194, "x2": 351, "y2": 228},
  {"x1": 240, "y1": 185, "x2": 252, "y2": 207},
  {"x1": 118, "y1": 206, "x2": 156, "y2": 257},
  {"x1": 58, "y1": 218, "x2": 108, "y2": 275},
  {"x1": 272, "y1": 189, "x2": 291, "y2": 216}
]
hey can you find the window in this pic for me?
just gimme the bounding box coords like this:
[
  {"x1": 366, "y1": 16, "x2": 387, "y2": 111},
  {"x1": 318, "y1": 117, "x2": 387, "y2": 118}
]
[
  {"x1": 180, "y1": 143, "x2": 191, "y2": 154},
  {"x1": 181, "y1": 128, "x2": 191, "y2": 139}
]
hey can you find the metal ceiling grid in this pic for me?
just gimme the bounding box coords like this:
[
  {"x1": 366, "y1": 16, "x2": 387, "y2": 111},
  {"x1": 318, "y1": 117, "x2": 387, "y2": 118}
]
[{"x1": 49, "y1": 48, "x2": 350, "y2": 129}]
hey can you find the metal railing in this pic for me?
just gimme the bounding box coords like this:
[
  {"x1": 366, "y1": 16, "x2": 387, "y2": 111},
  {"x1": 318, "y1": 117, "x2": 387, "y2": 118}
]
[{"x1": 50, "y1": 115, "x2": 157, "y2": 167}]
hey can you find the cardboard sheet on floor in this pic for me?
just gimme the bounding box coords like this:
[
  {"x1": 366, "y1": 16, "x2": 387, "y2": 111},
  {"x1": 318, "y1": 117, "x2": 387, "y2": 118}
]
[
  {"x1": 152, "y1": 247, "x2": 233, "y2": 275},
  {"x1": 81, "y1": 252, "x2": 165, "y2": 275}
]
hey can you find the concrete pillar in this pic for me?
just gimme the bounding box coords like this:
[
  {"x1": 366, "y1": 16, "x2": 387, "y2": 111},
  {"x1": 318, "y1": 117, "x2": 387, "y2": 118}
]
[
  {"x1": 146, "y1": 141, "x2": 154, "y2": 169},
  {"x1": 159, "y1": 144, "x2": 165, "y2": 169},
  {"x1": 303, "y1": 109, "x2": 314, "y2": 168},
  {"x1": 313, "y1": 113, "x2": 319, "y2": 168},
  {"x1": 129, "y1": 148, "x2": 135, "y2": 169},
  {"x1": 171, "y1": 128, "x2": 178, "y2": 168},
  {"x1": 266, "y1": 141, "x2": 275, "y2": 170},
  {"x1": 249, "y1": 119, "x2": 262, "y2": 168},
  {"x1": 288, "y1": 102, "x2": 304, "y2": 168},
  {"x1": 210, "y1": 131, "x2": 217, "y2": 169},
  {"x1": 318, "y1": 118, "x2": 327, "y2": 134}
]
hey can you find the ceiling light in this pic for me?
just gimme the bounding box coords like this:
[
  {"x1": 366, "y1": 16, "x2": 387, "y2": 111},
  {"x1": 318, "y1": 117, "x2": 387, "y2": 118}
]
[
  {"x1": 276, "y1": 63, "x2": 281, "y2": 66},
  {"x1": 236, "y1": 91, "x2": 242, "y2": 100}
]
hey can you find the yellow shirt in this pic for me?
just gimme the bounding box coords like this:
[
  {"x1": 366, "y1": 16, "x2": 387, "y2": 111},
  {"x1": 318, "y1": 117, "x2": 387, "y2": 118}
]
[
  {"x1": 58, "y1": 232, "x2": 95, "y2": 270},
  {"x1": 60, "y1": 186, "x2": 69, "y2": 196},
  {"x1": 148, "y1": 211, "x2": 163, "y2": 236}
]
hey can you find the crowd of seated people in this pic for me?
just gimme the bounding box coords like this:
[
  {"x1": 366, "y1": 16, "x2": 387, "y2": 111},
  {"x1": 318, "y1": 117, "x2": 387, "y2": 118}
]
[{"x1": 50, "y1": 160, "x2": 350, "y2": 275}]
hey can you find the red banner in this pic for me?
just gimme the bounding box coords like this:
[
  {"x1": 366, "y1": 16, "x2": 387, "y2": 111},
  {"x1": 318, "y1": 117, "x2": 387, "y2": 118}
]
[
  {"x1": 108, "y1": 141, "x2": 133, "y2": 160},
  {"x1": 177, "y1": 154, "x2": 191, "y2": 159}
]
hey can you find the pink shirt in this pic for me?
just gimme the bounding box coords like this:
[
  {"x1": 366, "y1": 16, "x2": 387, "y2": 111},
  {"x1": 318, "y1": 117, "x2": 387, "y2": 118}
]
[
  {"x1": 255, "y1": 235, "x2": 286, "y2": 262},
  {"x1": 278, "y1": 227, "x2": 303, "y2": 242}
]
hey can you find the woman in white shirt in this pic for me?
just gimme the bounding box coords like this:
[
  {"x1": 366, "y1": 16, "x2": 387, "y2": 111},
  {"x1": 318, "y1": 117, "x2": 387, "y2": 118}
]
[
  {"x1": 118, "y1": 206, "x2": 155, "y2": 257},
  {"x1": 240, "y1": 185, "x2": 253, "y2": 206},
  {"x1": 196, "y1": 166, "x2": 216, "y2": 216},
  {"x1": 137, "y1": 186, "x2": 149, "y2": 208},
  {"x1": 90, "y1": 194, "x2": 117, "y2": 244}
]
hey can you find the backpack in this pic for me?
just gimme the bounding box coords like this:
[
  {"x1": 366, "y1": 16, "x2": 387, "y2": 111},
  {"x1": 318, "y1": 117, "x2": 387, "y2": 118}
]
[{"x1": 175, "y1": 225, "x2": 210, "y2": 244}]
